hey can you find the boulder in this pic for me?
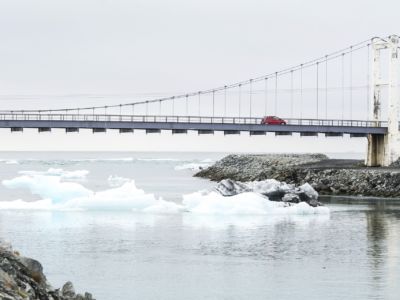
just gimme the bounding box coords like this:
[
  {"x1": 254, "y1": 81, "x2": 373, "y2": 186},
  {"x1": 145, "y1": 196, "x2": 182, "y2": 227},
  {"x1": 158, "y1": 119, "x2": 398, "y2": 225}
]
[
  {"x1": 17, "y1": 256, "x2": 46, "y2": 286},
  {"x1": 62, "y1": 281, "x2": 76, "y2": 298},
  {"x1": 0, "y1": 244, "x2": 95, "y2": 300},
  {"x1": 282, "y1": 193, "x2": 301, "y2": 203}
]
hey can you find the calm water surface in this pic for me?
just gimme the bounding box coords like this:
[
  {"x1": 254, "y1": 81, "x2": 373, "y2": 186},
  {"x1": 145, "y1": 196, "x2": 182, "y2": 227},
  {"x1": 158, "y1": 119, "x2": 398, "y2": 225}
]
[{"x1": 0, "y1": 152, "x2": 399, "y2": 300}]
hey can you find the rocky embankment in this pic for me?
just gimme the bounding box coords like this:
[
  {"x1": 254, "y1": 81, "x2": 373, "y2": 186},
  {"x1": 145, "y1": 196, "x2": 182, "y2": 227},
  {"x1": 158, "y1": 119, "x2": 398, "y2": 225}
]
[
  {"x1": 0, "y1": 241, "x2": 94, "y2": 300},
  {"x1": 195, "y1": 154, "x2": 400, "y2": 197}
]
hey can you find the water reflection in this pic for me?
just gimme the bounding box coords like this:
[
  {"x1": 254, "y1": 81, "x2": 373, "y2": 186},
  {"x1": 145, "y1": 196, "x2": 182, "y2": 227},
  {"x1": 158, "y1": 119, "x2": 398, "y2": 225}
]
[
  {"x1": 182, "y1": 213, "x2": 330, "y2": 229},
  {"x1": 366, "y1": 202, "x2": 388, "y2": 264},
  {"x1": 1, "y1": 199, "x2": 400, "y2": 300},
  {"x1": 366, "y1": 201, "x2": 400, "y2": 299},
  {"x1": 322, "y1": 196, "x2": 400, "y2": 299}
]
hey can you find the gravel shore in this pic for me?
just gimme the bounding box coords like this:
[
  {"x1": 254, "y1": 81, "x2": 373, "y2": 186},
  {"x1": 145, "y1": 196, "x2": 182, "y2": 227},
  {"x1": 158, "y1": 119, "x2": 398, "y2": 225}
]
[{"x1": 195, "y1": 154, "x2": 400, "y2": 197}]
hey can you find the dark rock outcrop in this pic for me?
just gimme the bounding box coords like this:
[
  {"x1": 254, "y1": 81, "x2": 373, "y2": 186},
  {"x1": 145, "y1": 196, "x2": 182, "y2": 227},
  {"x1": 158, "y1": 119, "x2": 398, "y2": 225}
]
[{"x1": 0, "y1": 242, "x2": 94, "y2": 300}]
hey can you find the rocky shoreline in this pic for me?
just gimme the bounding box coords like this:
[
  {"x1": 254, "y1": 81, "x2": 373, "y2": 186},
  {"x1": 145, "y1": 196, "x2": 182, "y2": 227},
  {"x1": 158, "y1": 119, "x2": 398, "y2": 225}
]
[
  {"x1": 0, "y1": 241, "x2": 94, "y2": 300},
  {"x1": 195, "y1": 154, "x2": 400, "y2": 197}
]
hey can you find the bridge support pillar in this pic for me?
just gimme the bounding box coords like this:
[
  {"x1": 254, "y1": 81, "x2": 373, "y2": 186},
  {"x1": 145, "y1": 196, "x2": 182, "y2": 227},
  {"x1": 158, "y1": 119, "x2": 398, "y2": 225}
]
[
  {"x1": 366, "y1": 134, "x2": 386, "y2": 166},
  {"x1": 366, "y1": 35, "x2": 400, "y2": 166}
]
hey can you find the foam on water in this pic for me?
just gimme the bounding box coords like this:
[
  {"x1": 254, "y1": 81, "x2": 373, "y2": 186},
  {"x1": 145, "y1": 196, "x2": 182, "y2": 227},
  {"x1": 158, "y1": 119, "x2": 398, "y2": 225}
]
[{"x1": 0, "y1": 170, "x2": 329, "y2": 215}]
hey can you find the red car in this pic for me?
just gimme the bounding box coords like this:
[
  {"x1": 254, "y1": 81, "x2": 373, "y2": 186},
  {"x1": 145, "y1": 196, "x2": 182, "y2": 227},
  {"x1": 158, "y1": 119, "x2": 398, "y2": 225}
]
[{"x1": 261, "y1": 116, "x2": 287, "y2": 125}]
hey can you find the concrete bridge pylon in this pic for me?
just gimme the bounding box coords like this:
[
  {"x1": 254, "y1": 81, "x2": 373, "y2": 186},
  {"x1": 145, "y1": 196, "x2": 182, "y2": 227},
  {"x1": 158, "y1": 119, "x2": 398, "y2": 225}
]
[{"x1": 366, "y1": 35, "x2": 400, "y2": 166}]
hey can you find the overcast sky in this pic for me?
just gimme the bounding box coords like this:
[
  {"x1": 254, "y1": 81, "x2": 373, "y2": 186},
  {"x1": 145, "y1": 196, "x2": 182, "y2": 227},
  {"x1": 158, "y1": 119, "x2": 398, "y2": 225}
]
[{"x1": 0, "y1": 0, "x2": 398, "y2": 152}]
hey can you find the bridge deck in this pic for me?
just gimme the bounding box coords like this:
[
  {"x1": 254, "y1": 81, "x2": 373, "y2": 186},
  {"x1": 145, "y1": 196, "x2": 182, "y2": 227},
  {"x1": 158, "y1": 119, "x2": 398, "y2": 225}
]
[{"x1": 0, "y1": 114, "x2": 388, "y2": 135}]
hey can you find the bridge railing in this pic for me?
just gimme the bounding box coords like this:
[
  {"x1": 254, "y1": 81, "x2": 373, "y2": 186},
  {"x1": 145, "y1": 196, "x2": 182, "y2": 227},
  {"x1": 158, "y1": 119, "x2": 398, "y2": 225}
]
[{"x1": 0, "y1": 113, "x2": 387, "y2": 127}]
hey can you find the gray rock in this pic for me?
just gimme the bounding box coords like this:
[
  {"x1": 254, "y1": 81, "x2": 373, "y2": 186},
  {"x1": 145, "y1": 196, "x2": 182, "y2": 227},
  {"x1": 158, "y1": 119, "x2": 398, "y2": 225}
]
[
  {"x1": 17, "y1": 256, "x2": 46, "y2": 286},
  {"x1": 282, "y1": 193, "x2": 301, "y2": 203},
  {"x1": 0, "y1": 245, "x2": 95, "y2": 300},
  {"x1": 215, "y1": 179, "x2": 250, "y2": 196},
  {"x1": 62, "y1": 281, "x2": 76, "y2": 298}
]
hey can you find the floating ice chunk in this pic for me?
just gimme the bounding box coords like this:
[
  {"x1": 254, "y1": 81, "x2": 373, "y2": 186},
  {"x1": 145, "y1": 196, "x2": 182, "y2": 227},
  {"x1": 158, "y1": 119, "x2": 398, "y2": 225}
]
[
  {"x1": 175, "y1": 163, "x2": 211, "y2": 171},
  {"x1": 216, "y1": 179, "x2": 294, "y2": 199},
  {"x1": 1, "y1": 174, "x2": 182, "y2": 213},
  {"x1": 5, "y1": 160, "x2": 18, "y2": 164},
  {"x1": 200, "y1": 158, "x2": 214, "y2": 163},
  {"x1": 0, "y1": 159, "x2": 19, "y2": 164},
  {"x1": 108, "y1": 175, "x2": 130, "y2": 187},
  {"x1": 299, "y1": 183, "x2": 319, "y2": 200},
  {"x1": 183, "y1": 191, "x2": 328, "y2": 215},
  {"x1": 0, "y1": 199, "x2": 53, "y2": 210},
  {"x1": 0, "y1": 171, "x2": 327, "y2": 215},
  {"x1": 246, "y1": 179, "x2": 293, "y2": 195},
  {"x1": 215, "y1": 179, "x2": 321, "y2": 206},
  {"x1": 2, "y1": 175, "x2": 92, "y2": 204},
  {"x1": 63, "y1": 181, "x2": 183, "y2": 213}
]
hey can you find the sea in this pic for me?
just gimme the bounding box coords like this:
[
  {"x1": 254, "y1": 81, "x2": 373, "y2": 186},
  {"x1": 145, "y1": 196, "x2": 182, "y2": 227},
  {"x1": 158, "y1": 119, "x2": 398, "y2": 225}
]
[{"x1": 0, "y1": 151, "x2": 399, "y2": 300}]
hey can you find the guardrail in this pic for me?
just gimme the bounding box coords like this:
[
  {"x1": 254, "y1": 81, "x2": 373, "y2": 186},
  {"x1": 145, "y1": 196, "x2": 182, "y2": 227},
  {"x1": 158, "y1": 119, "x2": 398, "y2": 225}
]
[{"x1": 0, "y1": 113, "x2": 388, "y2": 128}]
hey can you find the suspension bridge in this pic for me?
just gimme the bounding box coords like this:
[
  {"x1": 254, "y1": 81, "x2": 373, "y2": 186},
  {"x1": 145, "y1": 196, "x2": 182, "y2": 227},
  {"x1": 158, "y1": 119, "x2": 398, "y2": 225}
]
[{"x1": 1, "y1": 35, "x2": 399, "y2": 166}]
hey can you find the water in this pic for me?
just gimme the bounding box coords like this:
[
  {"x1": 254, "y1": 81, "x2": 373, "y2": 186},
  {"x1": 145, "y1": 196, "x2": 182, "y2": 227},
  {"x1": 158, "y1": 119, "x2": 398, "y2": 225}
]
[{"x1": 0, "y1": 152, "x2": 399, "y2": 300}]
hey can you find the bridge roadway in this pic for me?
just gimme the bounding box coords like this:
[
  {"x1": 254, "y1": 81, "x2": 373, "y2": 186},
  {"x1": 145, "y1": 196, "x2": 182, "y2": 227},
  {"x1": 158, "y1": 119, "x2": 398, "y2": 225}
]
[{"x1": 0, "y1": 113, "x2": 388, "y2": 136}]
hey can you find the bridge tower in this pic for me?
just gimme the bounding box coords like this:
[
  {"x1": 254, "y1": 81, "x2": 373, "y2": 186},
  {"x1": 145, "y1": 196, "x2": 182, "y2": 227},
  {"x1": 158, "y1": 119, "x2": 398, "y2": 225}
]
[{"x1": 366, "y1": 35, "x2": 400, "y2": 166}]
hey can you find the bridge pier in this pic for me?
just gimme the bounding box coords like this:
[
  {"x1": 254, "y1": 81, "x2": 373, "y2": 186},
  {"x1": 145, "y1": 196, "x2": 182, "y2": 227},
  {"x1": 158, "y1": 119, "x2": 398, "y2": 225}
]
[
  {"x1": 366, "y1": 134, "x2": 386, "y2": 166},
  {"x1": 366, "y1": 35, "x2": 400, "y2": 166},
  {"x1": 366, "y1": 132, "x2": 400, "y2": 167}
]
